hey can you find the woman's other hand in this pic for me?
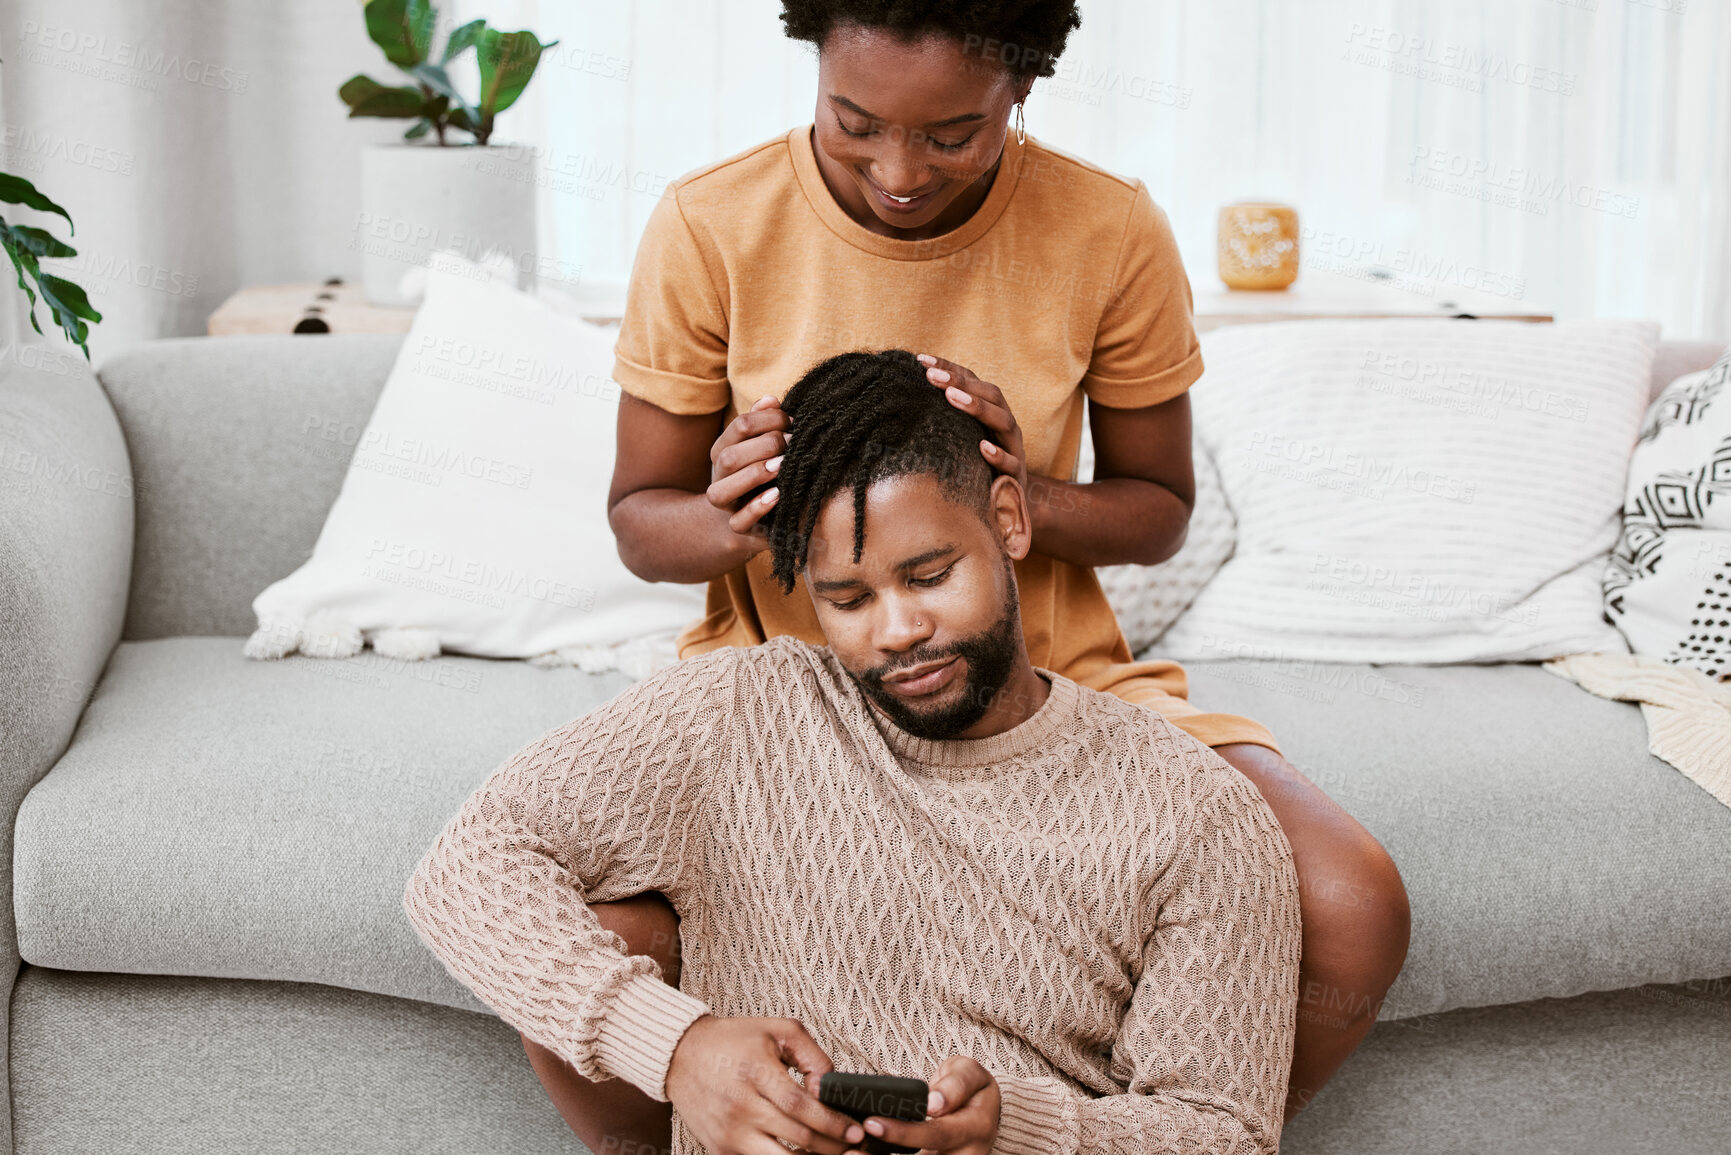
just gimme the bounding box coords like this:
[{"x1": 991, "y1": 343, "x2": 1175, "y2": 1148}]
[
  {"x1": 707, "y1": 395, "x2": 792, "y2": 540},
  {"x1": 916, "y1": 353, "x2": 1028, "y2": 492}
]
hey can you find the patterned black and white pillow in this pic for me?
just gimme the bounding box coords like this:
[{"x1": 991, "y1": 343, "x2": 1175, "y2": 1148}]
[{"x1": 1604, "y1": 347, "x2": 1731, "y2": 679}]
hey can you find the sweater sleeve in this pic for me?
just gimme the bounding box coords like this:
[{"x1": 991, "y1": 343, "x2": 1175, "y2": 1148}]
[
  {"x1": 402, "y1": 649, "x2": 741, "y2": 1102},
  {"x1": 990, "y1": 772, "x2": 1302, "y2": 1155}
]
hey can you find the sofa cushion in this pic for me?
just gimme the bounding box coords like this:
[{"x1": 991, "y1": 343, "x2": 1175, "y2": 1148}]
[
  {"x1": 99, "y1": 335, "x2": 405, "y2": 641},
  {"x1": 16, "y1": 638, "x2": 1731, "y2": 1022},
  {"x1": 14, "y1": 637, "x2": 633, "y2": 1014},
  {"x1": 1163, "y1": 650, "x2": 1731, "y2": 1018}
]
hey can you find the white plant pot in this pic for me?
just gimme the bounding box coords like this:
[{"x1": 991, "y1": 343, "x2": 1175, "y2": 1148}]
[{"x1": 356, "y1": 144, "x2": 538, "y2": 306}]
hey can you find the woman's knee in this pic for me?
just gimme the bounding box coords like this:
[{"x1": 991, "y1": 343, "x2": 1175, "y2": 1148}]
[
  {"x1": 1296, "y1": 831, "x2": 1412, "y2": 1002},
  {"x1": 591, "y1": 891, "x2": 683, "y2": 986}
]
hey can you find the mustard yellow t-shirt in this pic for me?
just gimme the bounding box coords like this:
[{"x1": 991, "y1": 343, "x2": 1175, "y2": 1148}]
[{"x1": 612, "y1": 124, "x2": 1279, "y2": 755}]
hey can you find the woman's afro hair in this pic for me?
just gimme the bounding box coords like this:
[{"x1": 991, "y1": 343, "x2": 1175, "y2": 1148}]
[{"x1": 780, "y1": 0, "x2": 1082, "y2": 80}]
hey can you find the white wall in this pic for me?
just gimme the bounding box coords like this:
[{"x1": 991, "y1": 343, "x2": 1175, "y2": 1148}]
[{"x1": 1, "y1": 0, "x2": 1725, "y2": 365}]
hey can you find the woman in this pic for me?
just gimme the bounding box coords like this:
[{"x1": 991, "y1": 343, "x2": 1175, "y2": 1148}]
[{"x1": 525, "y1": 3, "x2": 1411, "y2": 1149}]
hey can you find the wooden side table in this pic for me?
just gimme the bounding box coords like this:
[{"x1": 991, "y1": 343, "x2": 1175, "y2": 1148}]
[
  {"x1": 207, "y1": 280, "x2": 416, "y2": 335},
  {"x1": 207, "y1": 280, "x2": 626, "y2": 334}
]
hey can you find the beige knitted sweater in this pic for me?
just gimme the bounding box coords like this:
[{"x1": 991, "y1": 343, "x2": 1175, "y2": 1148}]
[{"x1": 404, "y1": 636, "x2": 1301, "y2": 1155}]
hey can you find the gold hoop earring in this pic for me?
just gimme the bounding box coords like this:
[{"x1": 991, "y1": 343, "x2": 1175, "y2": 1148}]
[{"x1": 1014, "y1": 102, "x2": 1026, "y2": 145}]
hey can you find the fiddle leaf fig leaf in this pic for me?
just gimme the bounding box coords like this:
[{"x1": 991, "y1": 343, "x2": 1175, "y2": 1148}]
[
  {"x1": 443, "y1": 19, "x2": 487, "y2": 63},
  {"x1": 408, "y1": 62, "x2": 474, "y2": 126},
  {"x1": 364, "y1": 0, "x2": 435, "y2": 69},
  {"x1": 339, "y1": 74, "x2": 429, "y2": 118},
  {"x1": 446, "y1": 106, "x2": 479, "y2": 137},
  {"x1": 477, "y1": 29, "x2": 556, "y2": 118}
]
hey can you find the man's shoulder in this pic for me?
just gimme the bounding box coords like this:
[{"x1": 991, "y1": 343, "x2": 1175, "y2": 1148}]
[
  {"x1": 1062, "y1": 677, "x2": 1247, "y2": 794},
  {"x1": 650, "y1": 635, "x2": 835, "y2": 694}
]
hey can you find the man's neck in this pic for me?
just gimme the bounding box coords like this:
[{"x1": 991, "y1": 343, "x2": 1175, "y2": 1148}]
[{"x1": 960, "y1": 657, "x2": 1050, "y2": 740}]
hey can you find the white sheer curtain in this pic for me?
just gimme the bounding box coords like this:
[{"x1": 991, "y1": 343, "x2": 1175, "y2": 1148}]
[
  {"x1": 480, "y1": 0, "x2": 1731, "y2": 340},
  {"x1": 0, "y1": 0, "x2": 407, "y2": 356},
  {"x1": 2, "y1": 0, "x2": 1725, "y2": 362}
]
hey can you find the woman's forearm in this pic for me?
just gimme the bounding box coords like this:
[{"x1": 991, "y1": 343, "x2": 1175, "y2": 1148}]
[
  {"x1": 1025, "y1": 474, "x2": 1190, "y2": 568},
  {"x1": 610, "y1": 488, "x2": 761, "y2": 585}
]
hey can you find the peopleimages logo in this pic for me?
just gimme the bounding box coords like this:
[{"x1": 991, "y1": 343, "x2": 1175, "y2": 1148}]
[
  {"x1": 411, "y1": 333, "x2": 623, "y2": 408},
  {"x1": 1407, "y1": 146, "x2": 1640, "y2": 220},
  {"x1": 19, "y1": 19, "x2": 250, "y2": 93},
  {"x1": 1301, "y1": 225, "x2": 1527, "y2": 301},
  {"x1": 0, "y1": 123, "x2": 135, "y2": 176},
  {"x1": 300, "y1": 415, "x2": 535, "y2": 491},
  {"x1": 1242, "y1": 429, "x2": 1479, "y2": 504},
  {"x1": 1305, "y1": 552, "x2": 1540, "y2": 626},
  {"x1": 361, "y1": 538, "x2": 597, "y2": 612},
  {"x1": 1359, "y1": 348, "x2": 1591, "y2": 423},
  {"x1": 1341, "y1": 23, "x2": 1576, "y2": 95}
]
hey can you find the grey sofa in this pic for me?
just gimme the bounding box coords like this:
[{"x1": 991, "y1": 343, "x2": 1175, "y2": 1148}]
[{"x1": 2, "y1": 332, "x2": 1729, "y2": 1155}]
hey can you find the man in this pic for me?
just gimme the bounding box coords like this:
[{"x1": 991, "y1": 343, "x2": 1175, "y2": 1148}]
[{"x1": 404, "y1": 349, "x2": 1302, "y2": 1155}]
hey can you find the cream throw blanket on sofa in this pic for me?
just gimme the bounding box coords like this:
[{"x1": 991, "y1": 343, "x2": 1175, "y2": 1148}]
[{"x1": 1544, "y1": 652, "x2": 1731, "y2": 808}]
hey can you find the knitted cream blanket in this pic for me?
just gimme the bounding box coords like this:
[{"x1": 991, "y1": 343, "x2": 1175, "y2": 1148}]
[{"x1": 1544, "y1": 651, "x2": 1731, "y2": 808}]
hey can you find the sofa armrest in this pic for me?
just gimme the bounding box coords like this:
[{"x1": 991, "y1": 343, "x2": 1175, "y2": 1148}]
[
  {"x1": 1, "y1": 349, "x2": 132, "y2": 881},
  {"x1": 0, "y1": 348, "x2": 133, "y2": 1154},
  {"x1": 0, "y1": 349, "x2": 133, "y2": 793}
]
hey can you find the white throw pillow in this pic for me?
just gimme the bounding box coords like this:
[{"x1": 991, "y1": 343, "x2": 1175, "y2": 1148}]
[
  {"x1": 245, "y1": 250, "x2": 707, "y2": 671},
  {"x1": 1158, "y1": 318, "x2": 1659, "y2": 664},
  {"x1": 1077, "y1": 418, "x2": 1237, "y2": 654},
  {"x1": 1603, "y1": 349, "x2": 1731, "y2": 679}
]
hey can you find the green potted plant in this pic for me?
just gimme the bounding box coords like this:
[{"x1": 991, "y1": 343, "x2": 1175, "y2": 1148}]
[
  {"x1": 339, "y1": 0, "x2": 557, "y2": 305},
  {"x1": 1, "y1": 173, "x2": 100, "y2": 360}
]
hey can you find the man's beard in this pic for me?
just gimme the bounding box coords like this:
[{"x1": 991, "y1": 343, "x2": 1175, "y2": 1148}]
[{"x1": 850, "y1": 576, "x2": 1021, "y2": 741}]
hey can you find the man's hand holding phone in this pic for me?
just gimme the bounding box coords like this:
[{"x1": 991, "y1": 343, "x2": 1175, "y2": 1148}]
[
  {"x1": 841, "y1": 1056, "x2": 1002, "y2": 1155},
  {"x1": 664, "y1": 1013, "x2": 865, "y2": 1155}
]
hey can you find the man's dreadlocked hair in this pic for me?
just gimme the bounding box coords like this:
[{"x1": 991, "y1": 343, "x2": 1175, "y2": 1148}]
[
  {"x1": 780, "y1": 0, "x2": 1082, "y2": 81},
  {"x1": 765, "y1": 349, "x2": 995, "y2": 595}
]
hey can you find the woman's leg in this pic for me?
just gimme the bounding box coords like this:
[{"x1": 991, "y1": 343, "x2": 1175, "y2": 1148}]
[
  {"x1": 1212, "y1": 742, "x2": 1412, "y2": 1121},
  {"x1": 520, "y1": 890, "x2": 682, "y2": 1154}
]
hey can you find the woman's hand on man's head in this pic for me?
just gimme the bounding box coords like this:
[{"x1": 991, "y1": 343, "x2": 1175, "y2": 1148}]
[
  {"x1": 915, "y1": 353, "x2": 1029, "y2": 493},
  {"x1": 707, "y1": 394, "x2": 793, "y2": 542}
]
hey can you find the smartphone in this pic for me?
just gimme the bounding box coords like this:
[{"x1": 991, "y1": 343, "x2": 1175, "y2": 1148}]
[{"x1": 817, "y1": 1071, "x2": 929, "y2": 1155}]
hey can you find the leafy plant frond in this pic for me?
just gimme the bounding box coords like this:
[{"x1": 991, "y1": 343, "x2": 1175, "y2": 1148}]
[
  {"x1": 0, "y1": 172, "x2": 75, "y2": 235},
  {"x1": 0, "y1": 181, "x2": 101, "y2": 360}
]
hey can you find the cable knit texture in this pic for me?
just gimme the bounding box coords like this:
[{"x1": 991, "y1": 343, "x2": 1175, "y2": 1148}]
[{"x1": 403, "y1": 635, "x2": 1301, "y2": 1154}]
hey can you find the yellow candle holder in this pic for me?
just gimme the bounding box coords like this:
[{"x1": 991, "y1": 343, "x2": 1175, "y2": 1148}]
[{"x1": 1217, "y1": 202, "x2": 1299, "y2": 290}]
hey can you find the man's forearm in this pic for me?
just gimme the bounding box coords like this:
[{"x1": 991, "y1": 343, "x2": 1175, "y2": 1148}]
[
  {"x1": 1025, "y1": 474, "x2": 1190, "y2": 568},
  {"x1": 403, "y1": 798, "x2": 711, "y2": 1100},
  {"x1": 402, "y1": 682, "x2": 722, "y2": 1102},
  {"x1": 991, "y1": 1073, "x2": 1274, "y2": 1155},
  {"x1": 610, "y1": 487, "x2": 760, "y2": 584}
]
